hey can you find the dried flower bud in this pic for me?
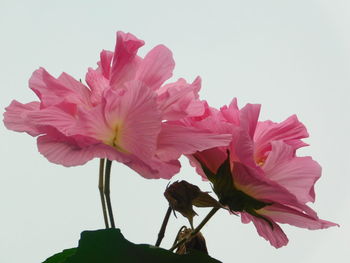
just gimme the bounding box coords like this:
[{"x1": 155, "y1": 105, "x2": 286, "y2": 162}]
[{"x1": 164, "y1": 180, "x2": 221, "y2": 226}]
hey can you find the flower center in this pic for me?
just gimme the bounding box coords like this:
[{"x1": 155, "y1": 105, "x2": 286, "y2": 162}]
[
  {"x1": 255, "y1": 156, "x2": 267, "y2": 167},
  {"x1": 104, "y1": 123, "x2": 129, "y2": 153}
]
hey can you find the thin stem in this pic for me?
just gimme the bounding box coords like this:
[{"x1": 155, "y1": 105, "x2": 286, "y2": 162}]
[
  {"x1": 155, "y1": 206, "x2": 172, "y2": 247},
  {"x1": 104, "y1": 159, "x2": 115, "y2": 228},
  {"x1": 98, "y1": 158, "x2": 109, "y2": 228},
  {"x1": 170, "y1": 207, "x2": 220, "y2": 252}
]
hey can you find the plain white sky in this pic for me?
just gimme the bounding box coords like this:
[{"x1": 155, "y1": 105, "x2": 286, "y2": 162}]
[{"x1": 1, "y1": 0, "x2": 349, "y2": 262}]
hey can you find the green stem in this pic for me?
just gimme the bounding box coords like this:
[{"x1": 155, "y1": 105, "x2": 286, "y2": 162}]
[
  {"x1": 170, "y1": 207, "x2": 219, "y2": 251},
  {"x1": 98, "y1": 159, "x2": 109, "y2": 228},
  {"x1": 104, "y1": 159, "x2": 115, "y2": 228}
]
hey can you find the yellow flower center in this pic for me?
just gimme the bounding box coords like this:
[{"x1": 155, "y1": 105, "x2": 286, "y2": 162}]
[{"x1": 104, "y1": 122, "x2": 129, "y2": 153}]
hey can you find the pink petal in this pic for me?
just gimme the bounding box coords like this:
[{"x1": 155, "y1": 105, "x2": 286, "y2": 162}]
[
  {"x1": 76, "y1": 103, "x2": 113, "y2": 143},
  {"x1": 110, "y1": 31, "x2": 144, "y2": 88},
  {"x1": 232, "y1": 162, "x2": 314, "y2": 215},
  {"x1": 37, "y1": 133, "x2": 130, "y2": 167},
  {"x1": 239, "y1": 103, "x2": 261, "y2": 139},
  {"x1": 241, "y1": 212, "x2": 289, "y2": 248},
  {"x1": 157, "y1": 77, "x2": 204, "y2": 120},
  {"x1": 136, "y1": 44, "x2": 175, "y2": 90},
  {"x1": 185, "y1": 100, "x2": 205, "y2": 119},
  {"x1": 99, "y1": 49, "x2": 114, "y2": 79},
  {"x1": 263, "y1": 141, "x2": 321, "y2": 203},
  {"x1": 219, "y1": 98, "x2": 240, "y2": 125},
  {"x1": 85, "y1": 68, "x2": 110, "y2": 105},
  {"x1": 78, "y1": 80, "x2": 162, "y2": 161},
  {"x1": 230, "y1": 128, "x2": 257, "y2": 168},
  {"x1": 3, "y1": 100, "x2": 41, "y2": 136},
  {"x1": 192, "y1": 101, "x2": 218, "y2": 121},
  {"x1": 220, "y1": 100, "x2": 261, "y2": 137},
  {"x1": 57, "y1": 72, "x2": 92, "y2": 106},
  {"x1": 37, "y1": 132, "x2": 180, "y2": 179},
  {"x1": 29, "y1": 68, "x2": 91, "y2": 108},
  {"x1": 26, "y1": 102, "x2": 78, "y2": 136},
  {"x1": 179, "y1": 103, "x2": 233, "y2": 135},
  {"x1": 85, "y1": 50, "x2": 114, "y2": 105},
  {"x1": 156, "y1": 123, "x2": 232, "y2": 161},
  {"x1": 128, "y1": 157, "x2": 181, "y2": 180},
  {"x1": 103, "y1": 80, "x2": 161, "y2": 159},
  {"x1": 187, "y1": 148, "x2": 228, "y2": 180},
  {"x1": 220, "y1": 101, "x2": 261, "y2": 168},
  {"x1": 29, "y1": 68, "x2": 64, "y2": 107},
  {"x1": 259, "y1": 204, "x2": 339, "y2": 229},
  {"x1": 254, "y1": 115, "x2": 309, "y2": 160}
]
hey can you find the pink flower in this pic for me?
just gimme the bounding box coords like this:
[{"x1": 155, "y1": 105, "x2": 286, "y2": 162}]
[
  {"x1": 183, "y1": 99, "x2": 338, "y2": 248},
  {"x1": 3, "y1": 31, "x2": 231, "y2": 179}
]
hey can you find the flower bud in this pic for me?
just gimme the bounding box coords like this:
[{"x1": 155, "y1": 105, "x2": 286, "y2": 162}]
[{"x1": 164, "y1": 180, "x2": 221, "y2": 226}]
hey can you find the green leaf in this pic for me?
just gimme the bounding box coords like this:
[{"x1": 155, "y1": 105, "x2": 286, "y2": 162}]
[
  {"x1": 43, "y1": 228, "x2": 222, "y2": 263},
  {"x1": 43, "y1": 248, "x2": 76, "y2": 263}
]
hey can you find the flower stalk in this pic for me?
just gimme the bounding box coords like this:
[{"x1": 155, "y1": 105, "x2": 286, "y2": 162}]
[
  {"x1": 155, "y1": 206, "x2": 172, "y2": 247},
  {"x1": 104, "y1": 159, "x2": 115, "y2": 228},
  {"x1": 98, "y1": 158, "x2": 109, "y2": 228}
]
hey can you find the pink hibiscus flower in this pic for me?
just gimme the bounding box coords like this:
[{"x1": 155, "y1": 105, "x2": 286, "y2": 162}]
[
  {"x1": 3, "y1": 31, "x2": 231, "y2": 179},
  {"x1": 181, "y1": 99, "x2": 338, "y2": 248}
]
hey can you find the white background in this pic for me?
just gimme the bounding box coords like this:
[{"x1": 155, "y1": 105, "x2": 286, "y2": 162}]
[{"x1": 0, "y1": 0, "x2": 349, "y2": 262}]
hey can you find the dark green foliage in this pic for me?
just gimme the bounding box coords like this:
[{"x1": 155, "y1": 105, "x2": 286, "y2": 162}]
[
  {"x1": 43, "y1": 228, "x2": 221, "y2": 263},
  {"x1": 43, "y1": 248, "x2": 77, "y2": 263}
]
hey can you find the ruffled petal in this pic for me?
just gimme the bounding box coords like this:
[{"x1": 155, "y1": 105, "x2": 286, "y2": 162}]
[
  {"x1": 157, "y1": 77, "x2": 204, "y2": 120},
  {"x1": 3, "y1": 100, "x2": 41, "y2": 136},
  {"x1": 239, "y1": 103, "x2": 261, "y2": 139},
  {"x1": 128, "y1": 157, "x2": 181, "y2": 180},
  {"x1": 37, "y1": 133, "x2": 130, "y2": 167},
  {"x1": 85, "y1": 50, "x2": 114, "y2": 105},
  {"x1": 241, "y1": 212, "x2": 289, "y2": 248},
  {"x1": 78, "y1": 80, "x2": 162, "y2": 160},
  {"x1": 179, "y1": 103, "x2": 233, "y2": 135},
  {"x1": 103, "y1": 80, "x2": 161, "y2": 158},
  {"x1": 99, "y1": 49, "x2": 114, "y2": 79},
  {"x1": 259, "y1": 204, "x2": 339, "y2": 229},
  {"x1": 136, "y1": 44, "x2": 175, "y2": 90},
  {"x1": 57, "y1": 72, "x2": 92, "y2": 106},
  {"x1": 85, "y1": 68, "x2": 110, "y2": 105},
  {"x1": 29, "y1": 68, "x2": 91, "y2": 108},
  {"x1": 76, "y1": 104, "x2": 113, "y2": 142},
  {"x1": 254, "y1": 115, "x2": 309, "y2": 160},
  {"x1": 263, "y1": 141, "x2": 321, "y2": 203},
  {"x1": 157, "y1": 123, "x2": 232, "y2": 161},
  {"x1": 38, "y1": 130, "x2": 180, "y2": 179},
  {"x1": 219, "y1": 98, "x2": 240, "y2": 125},
  {"x1": 230, "y1": 128, "x2": 257, "y2": 168},
  {"x1": 29, "y1": 68, "x2": 64, "y2": 107},
  {"x1": 110, "y1": 31, "x2": 144, "y2": 88},
  {"x1": 232, "y1": 162, "x2": 314, "y2": 215},
  {"x1": 187, "y1": 148, "x2": 227, "y2": 180},
  {"x1": 220, "y1": 100, "x2": 261, "y2": 168},
  {"x1": 26, "y1": 102, "x2": 78, "y2": 136}
]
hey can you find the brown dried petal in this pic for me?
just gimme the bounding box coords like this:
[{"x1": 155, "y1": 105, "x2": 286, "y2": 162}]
[{"x1": 175, "y1": 227, "x2": 208, "y2": 255}]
